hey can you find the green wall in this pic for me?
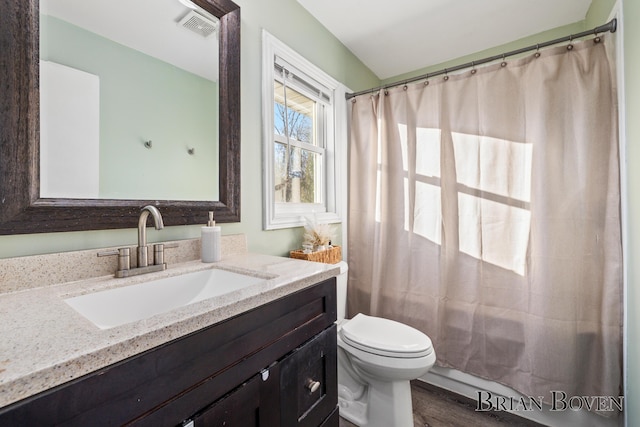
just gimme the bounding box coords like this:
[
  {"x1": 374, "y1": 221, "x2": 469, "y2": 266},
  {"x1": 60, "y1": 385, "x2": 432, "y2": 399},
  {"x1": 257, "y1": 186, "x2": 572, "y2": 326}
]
[
  {"x1": 623, "y1": 0, "x2": 640, "y2": 422},
  {"x1": 381, "y1": 0, "x2": 617, "y2": 89},
  {"x1": 0, "y1": 0, "x2": 378, "y2": 258},
  {"x1": 41, "y1": 15, "x2": 219, "y2": 201},
  {"x1": 586, "y1": 0, "x2": 617, "y2": 27},
  {"x1": 381, "y1": 21, "x2": 586, "y2": 86},
  {"x1": 222, "y1": 0, "x2": 379, "y2": 255}
]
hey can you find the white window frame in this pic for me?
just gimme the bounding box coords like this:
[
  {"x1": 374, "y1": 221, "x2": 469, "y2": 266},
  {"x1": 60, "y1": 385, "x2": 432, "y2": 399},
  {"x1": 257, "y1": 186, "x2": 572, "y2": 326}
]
[{"x1": 262, "y1": 30, "x2": 348, "y2": 230}]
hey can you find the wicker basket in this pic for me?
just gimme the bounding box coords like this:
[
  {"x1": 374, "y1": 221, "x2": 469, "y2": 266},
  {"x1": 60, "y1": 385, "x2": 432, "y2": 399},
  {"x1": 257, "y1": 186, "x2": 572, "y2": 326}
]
[{"x1": 290, "y1": 246, "x2": 342, "y2": 264}]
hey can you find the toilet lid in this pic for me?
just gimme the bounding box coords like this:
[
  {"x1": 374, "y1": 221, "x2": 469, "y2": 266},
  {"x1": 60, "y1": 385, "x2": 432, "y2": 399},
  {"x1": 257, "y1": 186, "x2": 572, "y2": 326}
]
[{"x1": 340, "y1": 313, "x2": 433, "y2": 358}]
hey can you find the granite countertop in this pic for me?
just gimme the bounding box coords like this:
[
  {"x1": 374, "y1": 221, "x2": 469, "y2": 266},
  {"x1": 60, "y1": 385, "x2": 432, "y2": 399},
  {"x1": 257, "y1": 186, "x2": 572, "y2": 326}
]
[{"x1": 0, "y1": 253, "x2": 339, "y2": 409}]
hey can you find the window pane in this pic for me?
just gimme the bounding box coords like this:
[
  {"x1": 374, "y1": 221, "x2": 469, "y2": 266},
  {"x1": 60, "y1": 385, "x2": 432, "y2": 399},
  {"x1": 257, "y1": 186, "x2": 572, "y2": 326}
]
[
  {"x1": 273, "y1": 81, "x2": 315, "y2": 145},
  {"x1": 274, "y1": 142, "x2": 322, "y2": 203}
]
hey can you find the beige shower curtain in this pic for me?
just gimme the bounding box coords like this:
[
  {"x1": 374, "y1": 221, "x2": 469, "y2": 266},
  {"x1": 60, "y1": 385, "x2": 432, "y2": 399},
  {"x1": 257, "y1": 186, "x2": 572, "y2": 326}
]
[{"x1": 348, "y1": 39, "x2": 622, "y2": 403}]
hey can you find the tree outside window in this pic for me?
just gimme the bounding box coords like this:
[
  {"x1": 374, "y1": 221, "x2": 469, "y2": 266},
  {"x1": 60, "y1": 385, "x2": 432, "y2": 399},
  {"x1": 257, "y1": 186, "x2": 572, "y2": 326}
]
[{"x1": 273, "y1": 81, "x2": 322, "y2": 204}]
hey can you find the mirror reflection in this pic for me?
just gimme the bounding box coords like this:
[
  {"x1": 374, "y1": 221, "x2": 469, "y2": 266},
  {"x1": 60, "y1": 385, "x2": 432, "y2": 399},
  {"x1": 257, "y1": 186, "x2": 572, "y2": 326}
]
[{"x1": 39, "y1": 0, "x2": 219, "y2": 201}]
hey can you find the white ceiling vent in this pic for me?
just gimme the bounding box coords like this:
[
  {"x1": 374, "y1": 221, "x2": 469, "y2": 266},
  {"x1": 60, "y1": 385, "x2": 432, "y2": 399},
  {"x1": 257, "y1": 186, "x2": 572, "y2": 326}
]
[{"x1": 178, "y1": 10, "x2": 217, "y2": 38}]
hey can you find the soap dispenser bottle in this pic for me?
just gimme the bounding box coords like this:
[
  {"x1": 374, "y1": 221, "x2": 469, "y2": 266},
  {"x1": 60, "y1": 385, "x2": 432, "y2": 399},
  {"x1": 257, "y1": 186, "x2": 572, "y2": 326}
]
[{"x1": 201, "y1": 211, "x2": 221, "y2": 263}]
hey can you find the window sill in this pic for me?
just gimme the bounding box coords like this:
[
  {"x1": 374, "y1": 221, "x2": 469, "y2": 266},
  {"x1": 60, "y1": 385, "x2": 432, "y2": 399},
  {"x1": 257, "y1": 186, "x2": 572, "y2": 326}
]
[{"x1": 264, "y1": 211, "x2": 342, "y2": 230}]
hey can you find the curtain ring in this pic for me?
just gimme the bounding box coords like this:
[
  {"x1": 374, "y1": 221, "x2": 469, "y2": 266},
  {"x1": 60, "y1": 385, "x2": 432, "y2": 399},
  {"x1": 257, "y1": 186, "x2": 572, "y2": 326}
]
[
  {"x1": 384, "y1": 89, "x2": 389, "y2": 96},
  {"x1": 534, "y1": 43, "x2": 541, "y2": 58},
  {"x1": 501, "y1": 54, "x2": 507, "y2": 67},
  {"x1": 594, "y1": 29, "x2": 602, "y2": 44},
  {"x1": 403, "y1": 84, "x2": 408, "y2": 91},
  {"x1": 470, "y1": 61, "x2": 477, "y2": 75},
  {"x1": 567, "y1": 34, "x2": 574, "y2": 51},
  {"x1": 424, "y1": 79, "x2": 429, "y2": 86},
  {"x1": 443, "y1": 69, "x2": 449, "y2": 81}
]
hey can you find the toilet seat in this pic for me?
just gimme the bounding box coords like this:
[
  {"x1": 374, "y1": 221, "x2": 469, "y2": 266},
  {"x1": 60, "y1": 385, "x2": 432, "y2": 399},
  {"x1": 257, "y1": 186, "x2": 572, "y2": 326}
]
[{"x1": 340, "y1": 313, "x2": 433, "y2": 358}]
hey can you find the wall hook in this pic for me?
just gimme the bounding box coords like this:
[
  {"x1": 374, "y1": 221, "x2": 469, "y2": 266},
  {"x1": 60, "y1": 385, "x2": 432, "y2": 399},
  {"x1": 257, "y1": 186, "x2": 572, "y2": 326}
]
[{"x1": 144, "y1": 140, "x2": 153, "y2": 149}]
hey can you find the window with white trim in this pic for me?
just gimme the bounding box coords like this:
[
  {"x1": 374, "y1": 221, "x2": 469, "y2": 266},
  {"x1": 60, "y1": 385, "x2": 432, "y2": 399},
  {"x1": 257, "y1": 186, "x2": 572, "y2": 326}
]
[{"x1": 262, "y1": 31, "x2": 346, "y2": 230}]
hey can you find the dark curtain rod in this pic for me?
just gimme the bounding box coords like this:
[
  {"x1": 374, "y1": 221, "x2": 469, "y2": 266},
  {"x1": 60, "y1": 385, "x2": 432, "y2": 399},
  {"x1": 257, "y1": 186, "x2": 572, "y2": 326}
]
[{"x1": 346, "y1": 18, "x2": 617, "y2": 100}]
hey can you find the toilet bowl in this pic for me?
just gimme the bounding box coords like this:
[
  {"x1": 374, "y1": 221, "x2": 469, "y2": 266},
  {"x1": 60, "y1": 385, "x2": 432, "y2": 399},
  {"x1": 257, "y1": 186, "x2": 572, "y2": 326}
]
[{"x1": 335, "y1": 261, "x2": 436, "y2": 427}]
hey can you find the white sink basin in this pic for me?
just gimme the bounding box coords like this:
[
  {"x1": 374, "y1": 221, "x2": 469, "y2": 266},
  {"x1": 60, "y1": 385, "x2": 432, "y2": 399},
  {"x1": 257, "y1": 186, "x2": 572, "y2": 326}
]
[{"x1": 64, "y1": 269, "x2": 265, "y2": 329}]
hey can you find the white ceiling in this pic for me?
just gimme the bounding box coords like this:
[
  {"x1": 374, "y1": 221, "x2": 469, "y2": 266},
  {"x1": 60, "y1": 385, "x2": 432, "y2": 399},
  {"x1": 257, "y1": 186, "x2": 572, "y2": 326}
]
[
  {"x1": 297, "y1": 0, "x2": 593, "y2": 80},
  {"x1": 41, "y1": 0, "x2": 219, "y2": 81}
]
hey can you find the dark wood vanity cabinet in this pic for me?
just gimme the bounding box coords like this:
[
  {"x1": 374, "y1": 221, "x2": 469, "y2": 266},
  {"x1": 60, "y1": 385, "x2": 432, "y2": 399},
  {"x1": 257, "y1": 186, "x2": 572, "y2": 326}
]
[
  {"x1": 0, "y1": 278, "x2": 338, "y2": 427},
  {"x1": 192, "y1": 326, "x2": 337, "y2": 427}
]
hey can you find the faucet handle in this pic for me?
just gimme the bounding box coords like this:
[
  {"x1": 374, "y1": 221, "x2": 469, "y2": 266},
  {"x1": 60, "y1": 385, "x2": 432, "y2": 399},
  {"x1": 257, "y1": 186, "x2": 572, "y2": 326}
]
[
  {"x1": 98, "y1": 247, "x2": 131, "y2": 273},
  {"x1": 153, "y1": 242, "x2": 179, "y2": 266}
]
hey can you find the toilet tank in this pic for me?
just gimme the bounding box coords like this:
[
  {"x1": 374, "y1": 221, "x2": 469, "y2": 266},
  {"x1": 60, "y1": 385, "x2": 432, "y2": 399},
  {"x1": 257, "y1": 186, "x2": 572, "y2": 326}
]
[{"x1": 336, "y1": 261, "x2": 348, "y2": 321}]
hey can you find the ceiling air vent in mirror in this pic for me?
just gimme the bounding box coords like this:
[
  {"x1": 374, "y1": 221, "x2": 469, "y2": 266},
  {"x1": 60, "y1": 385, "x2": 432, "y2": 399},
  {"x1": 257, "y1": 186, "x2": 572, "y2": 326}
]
[{"x1": 178, "y1": 10, "x2": 217, "y2": 38}]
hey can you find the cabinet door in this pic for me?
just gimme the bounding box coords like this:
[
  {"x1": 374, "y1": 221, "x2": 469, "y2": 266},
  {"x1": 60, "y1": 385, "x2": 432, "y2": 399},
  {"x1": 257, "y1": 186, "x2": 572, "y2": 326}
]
[
  {"x1": 193, "y1": 372, "x2": 277, "y2": 427},
  {"x1": 279, "y1": 325, "x2": 338, "y2": 427}
]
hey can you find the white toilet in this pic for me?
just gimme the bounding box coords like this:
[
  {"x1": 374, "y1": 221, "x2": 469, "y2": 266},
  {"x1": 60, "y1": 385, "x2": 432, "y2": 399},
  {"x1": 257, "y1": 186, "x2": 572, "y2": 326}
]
[{"x1": 335, "y1": 261, "x2": 436, "y2": 427}]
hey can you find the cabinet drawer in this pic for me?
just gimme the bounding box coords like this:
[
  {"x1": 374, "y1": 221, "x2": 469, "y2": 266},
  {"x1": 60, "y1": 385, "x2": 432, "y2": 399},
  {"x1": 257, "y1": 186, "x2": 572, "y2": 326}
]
[{"x1": 280, "y1": 325, "x2": 337, "y2": 427}]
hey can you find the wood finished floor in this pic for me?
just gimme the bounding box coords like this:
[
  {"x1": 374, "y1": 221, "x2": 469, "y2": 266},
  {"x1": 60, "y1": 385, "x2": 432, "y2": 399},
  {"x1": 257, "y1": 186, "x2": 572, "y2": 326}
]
[{"x1": 338, "y1": 381, "x2": 544, "y2": 427}]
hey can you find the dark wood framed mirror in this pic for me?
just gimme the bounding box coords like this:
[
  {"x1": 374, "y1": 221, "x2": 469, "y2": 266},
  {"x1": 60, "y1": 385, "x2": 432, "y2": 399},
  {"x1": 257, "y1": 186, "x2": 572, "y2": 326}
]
[{"x1": 0, "y1": 0, "x2": 240, "y2": 235}]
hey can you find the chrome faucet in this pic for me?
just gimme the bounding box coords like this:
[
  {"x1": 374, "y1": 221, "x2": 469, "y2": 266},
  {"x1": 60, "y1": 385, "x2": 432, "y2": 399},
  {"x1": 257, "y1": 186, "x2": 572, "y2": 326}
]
[
  {"x1": 137, "y1": 205, "x2": 164, "y2": 268},
  {"x1": 97, "y1": 205, "x2": 177, "y2": 278}
]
